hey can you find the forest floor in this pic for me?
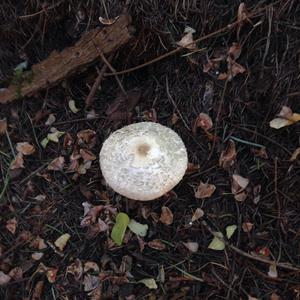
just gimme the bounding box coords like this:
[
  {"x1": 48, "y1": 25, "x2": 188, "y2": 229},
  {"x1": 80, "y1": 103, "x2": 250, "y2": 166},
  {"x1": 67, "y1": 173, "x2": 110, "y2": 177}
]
[{"x1": 0, "y1": 1, "x2": 300, "y2": 299}]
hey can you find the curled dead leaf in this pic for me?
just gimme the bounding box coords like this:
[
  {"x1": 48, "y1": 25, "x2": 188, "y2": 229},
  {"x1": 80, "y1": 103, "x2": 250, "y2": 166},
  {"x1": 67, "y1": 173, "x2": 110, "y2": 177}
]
[
  {"x1": 77, "y1": 129, "x2": 96, "y2": 148},
  {"x1": 270, "y1": 106, "x2": 300, "y2": 129},
  {"x1": 228, "y1": 42, "x2": 242, "y2": 60},
  {"x1": 182, "y1": 242, "x2": 199, "y2": 253},
  {"x1": 219, "y1": 140, "x2": 236, "y2": 169},
  {"x1": 176, "y1": 26, "x2": 196, "y2": 50},
  {"x1": 47, "y1": 156, "x2": 65, "y2": 171},
  {"x1": 99, "y1": 16, "x2": 119, "y2": 25},
  {"x1": 16, "y1": 142, "x2": 35, "y2": 155},
  {"x1": 195, "y1": 182, "x2": 216, "y2": 199},
  {"x1": 147, "y1": 239, "x2": 166, "y2": 251},
  {"x1": 232, "y1": 174, "x2": 249, "y2": 202},
  {"x1": 80, "y1": 149, "x2": 96, "y2": 162},
  {"x1": 10, "y1": 153, "x2": 25, "y2": 170},
  {"x1": 159, "y1": 206, "x2": 173, "y2": 225},
  {"x1": 6, "y1": 217, "x2": 17, "y2": 234},
  {"x1": 242, "y1": 222, "x2": 254, "y2": 232},
  {"x1": 191, "y1": 208, "x2": 204, "y2": 222},
  {"x1": 193, "y1": 113, "x2": 213, "y2": 133}
]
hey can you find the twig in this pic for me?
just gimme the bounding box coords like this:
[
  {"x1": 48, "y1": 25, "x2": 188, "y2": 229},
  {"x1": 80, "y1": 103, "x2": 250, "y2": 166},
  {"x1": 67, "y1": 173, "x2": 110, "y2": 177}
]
[
  {"x1": 104, "y1": 4, "x2": 276, "y2": 77},
  {"x1": 85, "y1": 58, "x2": 111, "y2": 108}
]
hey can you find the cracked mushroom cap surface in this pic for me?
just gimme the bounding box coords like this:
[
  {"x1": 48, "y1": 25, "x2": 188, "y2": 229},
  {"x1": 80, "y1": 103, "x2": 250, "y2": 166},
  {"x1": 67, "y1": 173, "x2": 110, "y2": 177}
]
[{"x1": 99, "y1": 122, "x2": 188, "y2": 201}]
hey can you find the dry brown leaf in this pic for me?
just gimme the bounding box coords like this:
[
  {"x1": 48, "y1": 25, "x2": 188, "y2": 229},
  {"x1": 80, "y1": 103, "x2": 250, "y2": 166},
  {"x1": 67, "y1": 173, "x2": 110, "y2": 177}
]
[
  {"x1": 185, "y1": 162, "x2": 200, "y2": 175},
  {"x1": 159, "y1": 206, "x2": 173, "y2": 225},
  {"x1": 290, "y1": 147, "x2": 300, "y2": 161},
  {"x1": 84, "y1": 274, "x2": 99, "y2": 292},
  {"x1": 46, "y1": 267, "x2": 58, "y2": 283},
  {"x1": 232, "y1": 174, "x2": 249, "y2": 202},
  {"x1": 182, "y1": 242, "x2": 199, "y2": 253},
  {"x1": 171, "y1": 113, "x2": 179, "y2": 125},
  {"x1": 66, "y1": 259, "x2": 83, "y2": 280},
  {"x1": 6, "y1": 217, "x2": 17, "y2": 234},
  {"x1": 63, "y1": 132, "x2": 74, "y2": 149},
  {"x1": 80, "y1": 149, "x2": 96, "y2": 162},
  {"x1": 47, "y1": 156, "x2": 65, "y2": 171},
  {"x1": 99, "y1": 16, "x2": 119, "y2": 25},
  {"x1": 242, "y1": 222, "x2": 254, "y2": 232},
  {"x1": 31, "y1": 281, "x2": 44, "y2": 300},
  {"x1": 191, "y1": 208, "x2": 204, "y2": 222},
  {"x1": 219, "y1": 140, "x2": 236, "y2": 169},
  {"x1": 84, "y1": 261, "x2": 100, "y2": 272},
  {"x1": 16, "y1": 142, "x2": 35, "y2": 155},
  {"x1": 77, "y1": 129, "x2": 96, "y2": 148},
  {"x1": 270, "y1": 106, "x2": 300, "y2": 129},
  {"x1": 8, "y1": 267, "x2": 23, "y2": 280},
  {"x1": 251, "y1": 147, "x2": 268, "y2": 159},
  {"x1": 176, "y1": 26, "x2": 196, "y2": 50},
  {"x1": 10, "y1": 153, "x2": 25, "y2": 170},
  {"x1": 147, "y1": 239, "x2": 166, "y2": 251},
  {"x1": 195, "y1": 182, "x2": 216, "y2": 199},
  {"x1": 30, "y1": 236, "x2": 47, "y2": 250},
  {"x1": 0, "y1": 271, "x2": 11, "y2": 286},
  {"x1": 0, "y1": 118, "x2": 7, "y2": 135},
  {"x1": 248, "y1": 297, "x2": 259, "y2": 300},
  {"x1": 227, "y1": 57, "x2": 246, "y2": 79},
  {"x1": 193, "y1": 113, "x2": 213, "y2": 133},
  {"x1": 270, "y1": 292, "x2": 280, "y2": 300},
  {"x1": 228, "y1": 42, "x2": 242, "y2": 60}
]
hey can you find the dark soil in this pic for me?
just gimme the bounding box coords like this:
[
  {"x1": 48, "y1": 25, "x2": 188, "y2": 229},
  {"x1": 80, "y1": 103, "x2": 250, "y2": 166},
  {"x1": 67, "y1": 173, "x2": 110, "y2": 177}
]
[{"x1": 1, "y1": 0, "x2": 300, "y2": 299}]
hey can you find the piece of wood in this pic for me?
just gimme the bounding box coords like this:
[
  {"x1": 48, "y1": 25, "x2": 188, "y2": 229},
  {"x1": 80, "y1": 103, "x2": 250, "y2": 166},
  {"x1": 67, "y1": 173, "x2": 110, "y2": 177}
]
[{"x1": 0, "y1": 15, "x2": 133, "y2": 104}]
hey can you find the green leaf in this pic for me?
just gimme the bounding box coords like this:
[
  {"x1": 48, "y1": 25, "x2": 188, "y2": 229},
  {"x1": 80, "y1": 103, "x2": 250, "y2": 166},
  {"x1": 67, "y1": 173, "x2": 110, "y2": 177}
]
[
  {"x1": 47, "y1": 130, "x2": 65, "y2": 143},
  {"x1": 41, "y1": 137, "x2": 49, "y2": 149},
  {"x1": 68, "y1": 100, "x2": 80, "y2": 113},
  {"x1": 128, "y1": 219, "x2": 148, "y2": 237},
  {"x1": 208, "y1": 232, "x2": 225, "y2": 251},
  {"x1": 111, "y1": 212, "x2": 130, "y2": 246},
  {"x1": 226, "y1": 225, "x2": 237, "y2": 239},
  {"x1": 138, "y1": 278, "x2": 158, "y2": 289}
]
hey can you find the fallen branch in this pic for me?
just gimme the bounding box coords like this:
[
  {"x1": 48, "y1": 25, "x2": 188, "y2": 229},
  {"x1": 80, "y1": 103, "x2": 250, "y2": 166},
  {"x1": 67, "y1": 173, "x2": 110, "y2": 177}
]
[{"x1": 0, "y1": 15, "x2": 133, "y2": 104}]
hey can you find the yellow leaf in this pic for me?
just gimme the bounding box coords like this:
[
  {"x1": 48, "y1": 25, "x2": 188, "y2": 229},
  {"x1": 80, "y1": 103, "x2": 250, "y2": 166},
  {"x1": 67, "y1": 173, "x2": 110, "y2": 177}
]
[
  {"x1": 208, "y1": 232, "x2": 225, "y2": 250},
  {"x1": 54, "y1": 233, "x2": 71, "y2": 251},
  {"x1": 138, "y1": 278, "x2": 158, "y2": 289},
  {"x1": 226, "y1": 225, "x2": 237, "y2": 239},
  {"x1": 68, "y1": 100, "x2": 80, "y2": 114}
]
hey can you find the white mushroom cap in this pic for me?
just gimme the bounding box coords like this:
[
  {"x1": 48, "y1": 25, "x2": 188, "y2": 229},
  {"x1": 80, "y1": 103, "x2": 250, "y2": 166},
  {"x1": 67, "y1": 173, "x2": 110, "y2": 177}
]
[{"x1": 99, "y1": 122, "x2": 188, "y2": 201}]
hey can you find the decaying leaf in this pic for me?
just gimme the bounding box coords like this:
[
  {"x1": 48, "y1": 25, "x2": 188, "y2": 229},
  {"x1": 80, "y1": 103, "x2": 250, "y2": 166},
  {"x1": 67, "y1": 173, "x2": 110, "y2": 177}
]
[
  {"x1": 8, "y1": 267, "x2": 23, "y2": 280},
  {"x1": 251, "y1": 147, "x2": 268, "y2": 159},
  {"x1": 219, "y1": 140, "x2": 236, "y2": 169},
  {"x1": 10, "y1": 153, "x2": 24, "y2": 170},
  {"x1": 159, "y1": 206, "x2": 173, "y2": 225},
  {"x1": 290, "y1": 147, "x2": 300, "y2": 161},
  {"x1": 45, "y1": 114, "x2": 56, "y2": 126},
  {"x1": 193, "y1": 113, "x2": 213, "y2": 133},
  {"x1": 270, "y1": 292, "x2": 280, "y2": 300},
  {"x1": 99, "y1": 16, "x2": 119, "y2": 25},
  {"x1": 31, "y1": 281, "x2": 44, "y2": 300},
  {"x1": 226, "y1": 225, "x2": 237, "y2": 239},
  {"x1": 0, "y1": 271, "x2": 11, "y2": 286},
  {"x1": 176, "y1": 26, "x2": 196, "y2": 50},
  {"x1": 228, "y1": 42, "x2": 242, "y2": 60},
  {"x1": 128, "y1": 219, "x2": 148, "y2": 237},
  {"x1": 68, "y1": 100, "x2": 80, "y2": 113},
  {"x1": 46, "y1": 267, "x2": 58, "y2": 283},
  {"x1": 111, "y1": 212, "x2": 130, "y2": 246},
  {"x1": 80, "y1": 149, "x2": 96, "y2": 162},
  {"x1": 77, "y1": 129, "x2": 96, "y2": 148},
  {"x1": 195, "y1": 182, "x2": 216, "y2": 199},
  {"x1": 16, "y1": 142, "x2": 35, "y2": 155},
  {"x1": 147, "y1": 239, "x2": 166, "y2": 251},
  {"x1": 232, "y1": 174, "x2": 249, "y2": 202},
  {"x1": 0, "y1": 118, "x2": 7, "y2": 135},
  {"x1": 54, "y1": 233, "x2": 71, "y2": 251},
  {"x1": 6, "y1": 217, "x2": 17, "y2": 234},
  {"x1": 66, "y1": 259, "x2": 83, "y2": 280},
  {"x1": 191, "y1": 208, "x2": 204, "y2": 222},
  {"x1": 47, "y1": 156, "x2": 65, "y2": 171},
  {"x1": 183, "y1": 242, "x2": 199, "y2": 253},
  {"x1": 268, "y1": 264, "x2": 278, "y2": 278},
  {"x1": 242, "y1": 222, "x2": 254, "y2": 232},
  {"x1": 270, "y1": 106, "x2": 300, "y2": 129},
  {"x1": 32, "y1": 252, "x2": 44, "y2": 260},
  {"x1": 208, "y1": 232, "x2": 225, "y2": 251},
  {"x1": 138, "y1": 278, "x2": 158, "y2": 289}
]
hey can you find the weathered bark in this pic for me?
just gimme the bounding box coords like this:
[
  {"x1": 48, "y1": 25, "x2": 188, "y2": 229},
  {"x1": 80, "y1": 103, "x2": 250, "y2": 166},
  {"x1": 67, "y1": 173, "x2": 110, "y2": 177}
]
[{"x1": 0, "y1": 15, "x2": 133, "y2": 104}]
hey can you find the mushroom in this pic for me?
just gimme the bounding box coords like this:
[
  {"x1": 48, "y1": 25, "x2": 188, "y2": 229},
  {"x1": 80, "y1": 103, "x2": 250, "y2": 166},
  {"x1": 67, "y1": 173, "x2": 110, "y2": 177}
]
[{"x1": 99, "y1": 122, "x2": 188, "y2": 201}]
